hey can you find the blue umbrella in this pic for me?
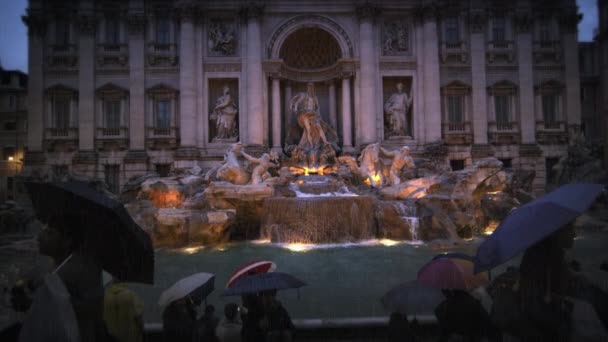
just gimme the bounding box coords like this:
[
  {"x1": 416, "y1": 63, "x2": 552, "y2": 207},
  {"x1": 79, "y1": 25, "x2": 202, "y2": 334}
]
[
  {"x1": 474, "y1": 183, "x2": 605, "y2": 273},
  {"x1": 222, "y1": 272, "x2": 306, "y2": 296}
]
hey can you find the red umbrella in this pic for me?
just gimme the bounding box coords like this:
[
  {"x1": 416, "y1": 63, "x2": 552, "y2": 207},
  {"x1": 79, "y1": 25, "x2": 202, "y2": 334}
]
[
  {"x1": 418, "y1": 257, "x2": 488, "y2": 290},
  {"x1": 225, "y1": 260, "x2": 276, "y2": 288}
]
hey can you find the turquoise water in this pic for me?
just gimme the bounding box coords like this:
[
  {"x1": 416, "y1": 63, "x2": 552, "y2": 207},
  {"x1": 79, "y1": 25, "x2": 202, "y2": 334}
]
[{"x1": 128, "y1": 230, "x2": 608, "y2": 323}]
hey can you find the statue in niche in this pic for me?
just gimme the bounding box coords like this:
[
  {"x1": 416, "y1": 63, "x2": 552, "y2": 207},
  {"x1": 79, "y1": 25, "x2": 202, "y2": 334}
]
[
  {"x1": 210, "y1": 85, "x2": 238, "y2": 141},
  {"x1": 241, "y1": 150, "x2": 280, "y2": 185},
  {"x1": 284, "y1": 83, "x2": 340, "y2": 170},
  {"x1": 383, "y1": 22, "x2": 408, "y2": 54},
  {"x1": 380, "y1": 146, "x2": 415, "y2": 186},
  {"x1": 384, "y1": 82, "x2": 413, "y2": 138},
  {"x1": 208, "y1": 22, "x2": 236, "y2": 56}
]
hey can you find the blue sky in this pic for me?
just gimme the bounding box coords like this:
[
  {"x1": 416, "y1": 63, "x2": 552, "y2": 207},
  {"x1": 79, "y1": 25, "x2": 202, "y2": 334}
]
[{"x1": 0, "y1": 0, "x2": 600, "y2": 73}]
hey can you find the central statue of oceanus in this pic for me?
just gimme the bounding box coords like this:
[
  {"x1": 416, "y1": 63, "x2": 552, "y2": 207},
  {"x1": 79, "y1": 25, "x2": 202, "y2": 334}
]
[{"x1": 284, "y1": 82, "x2": 340, "y2": 171}]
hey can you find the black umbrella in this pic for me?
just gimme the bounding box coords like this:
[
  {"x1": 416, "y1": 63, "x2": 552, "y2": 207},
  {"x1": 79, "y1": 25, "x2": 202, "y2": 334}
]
[
  {"x1": 25, "y1": 181, "x2": 154, "y2": 284},
  {"x1": 222, "y1": 272, "x2": 306, "y2": 296}
]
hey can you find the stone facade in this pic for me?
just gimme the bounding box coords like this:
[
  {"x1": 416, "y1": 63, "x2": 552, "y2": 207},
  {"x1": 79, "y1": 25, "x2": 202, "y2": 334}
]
[
  {"x1": 23, "y1": 0, "x2": 583, "y2": 195},
  {"x1": 600, "y1": 0, "x2": 608, "y2": 168},
  {"x1": 0, "y1": 68, "x2": 27, "y2": 201}
]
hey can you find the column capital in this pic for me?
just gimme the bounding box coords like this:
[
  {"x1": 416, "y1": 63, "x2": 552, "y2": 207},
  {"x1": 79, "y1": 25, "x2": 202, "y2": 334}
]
[
  {"x1": 22, "y1": 11, "x2": 47, "y2": 37},
  {"x1": 77, "y1": 13, "x2": 97, "y2": 35},
  {"x1": 239, "y1": 3, "x2": 265, "y2": 22},
  {"x1": 467, "y1": 11, "x2": 487, "y2": 34},
  {"x1": 513, "y1": 12, "x2": 532, "y2": 34},
  {"x1": 175, "y1": 1, "x2": 201, "y2": 22},
  {"x1": 356, "y1": 3, "x2": 381, "y2": 23},
  {"x1": 413, "y1": 4, "x2": 438, "y2": 24},
  {"x1": 127, "y1": 14, "x2": 146, "y2": 35}
]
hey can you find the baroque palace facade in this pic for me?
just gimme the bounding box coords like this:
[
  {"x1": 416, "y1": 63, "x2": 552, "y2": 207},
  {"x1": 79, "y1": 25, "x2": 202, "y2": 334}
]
[{"x1": 23, "y1": 0, "x2": 582, "y2": 194}]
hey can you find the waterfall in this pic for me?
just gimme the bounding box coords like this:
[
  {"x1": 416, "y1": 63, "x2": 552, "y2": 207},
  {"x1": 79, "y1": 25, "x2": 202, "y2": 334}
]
[{"x1": 393, "y1": 201, "x2": 422, "y2": 243}]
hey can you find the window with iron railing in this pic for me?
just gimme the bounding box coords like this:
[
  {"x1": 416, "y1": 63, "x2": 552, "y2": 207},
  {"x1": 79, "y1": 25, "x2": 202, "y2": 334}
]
[
  {"x1": 492, "y1": 17, "x2": 506, "y2": 45},
  {"x1": 494, "y1": 95, "x2": 512, "y2": 130},
  {"x1": 542, "y1": 94, "x2": 559, "y2": 128},
  {"x1": 445, "y1": 17, "x2": 460, "y2": 48},
  {"x1": 447, "y1": 95, "x2": 465, "y2": 131},
  {"x1": 539, "y1": 19, "x2": 552, "y2": 47},
  {"x1": 154, "y1": 99, "x2": 171, "y2": 135},
  {"x1": 103, "y1": 100, "x2": 121, "y2": 135},
  {"x1": 52, "y1": 97, "x2": 70, "y2": 136}
]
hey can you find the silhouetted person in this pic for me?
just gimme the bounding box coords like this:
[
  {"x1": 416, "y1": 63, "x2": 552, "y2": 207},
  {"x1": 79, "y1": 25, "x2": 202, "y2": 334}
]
[
  {"x1": 216, "y1": 303, "x2": 242, "y2": 342},
  {"x1": 198, "y1": 304, "x2": 220, "y2": 341},
  {"x1": 260, "y1": 290, "x2": 295, "y2": 342},
  {"x1": 435, "y1": 289, "x2": 498, "y2": 342},
  {"x1": 241, "y1": 294, "x2": 265, "y2": 342},
  {"x1": 387, "y1": 311, "x2": 414, "y2": 342},
  {"x1": 163, "y1": 297, "x2": 198, "y2": 342}
]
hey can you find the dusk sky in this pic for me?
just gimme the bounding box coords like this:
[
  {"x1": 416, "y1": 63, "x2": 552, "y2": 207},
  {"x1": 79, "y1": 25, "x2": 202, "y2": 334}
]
[{"x1": 0, "y1": 0, "x2": 600, "y2": 73}]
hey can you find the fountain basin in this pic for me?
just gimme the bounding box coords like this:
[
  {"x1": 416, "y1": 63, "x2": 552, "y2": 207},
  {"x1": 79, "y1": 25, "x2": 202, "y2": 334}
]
[{"x1": 261, "y1": 196, "x2": 377, "y2": 243}]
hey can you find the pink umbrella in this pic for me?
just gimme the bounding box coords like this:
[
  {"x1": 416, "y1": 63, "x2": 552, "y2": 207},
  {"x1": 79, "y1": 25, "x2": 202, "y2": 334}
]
[
  {"x1": 225, "y1": 260, "x2": 276, "y2": 288},
  {"x1": 417, "y1": 257, "x2": 488, "y2": 290}
]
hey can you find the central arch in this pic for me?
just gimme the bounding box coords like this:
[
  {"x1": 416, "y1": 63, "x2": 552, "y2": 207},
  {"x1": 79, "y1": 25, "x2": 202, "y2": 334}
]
[{"x1": 267, "y1": 15, "x2": 354, "y2": 61}]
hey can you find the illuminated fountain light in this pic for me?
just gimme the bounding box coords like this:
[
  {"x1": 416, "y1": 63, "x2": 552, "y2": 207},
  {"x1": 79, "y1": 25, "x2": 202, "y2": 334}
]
[
  {"x1": 483, "y1": 220, "x2": 500, "y2": 235},
  {"x1": 179, "y1": 246, "x2": 206, "y2": 254}
]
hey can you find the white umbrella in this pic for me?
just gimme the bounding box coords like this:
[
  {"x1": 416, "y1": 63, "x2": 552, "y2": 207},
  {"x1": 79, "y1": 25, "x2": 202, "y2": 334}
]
[{"x1": 159, "y1": 272, "x2": 215, "y2": 307}]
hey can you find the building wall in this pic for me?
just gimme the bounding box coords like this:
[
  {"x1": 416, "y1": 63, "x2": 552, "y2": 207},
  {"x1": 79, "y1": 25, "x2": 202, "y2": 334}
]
[
  {"x1": 599, "y1": 0, "x2": 608, "y2": 167},
  {"x1": 0, "y1": 69, "x2": 27, "y2": 202},
  {"x1": 23, "y1": 0, "x2": 582, "y2": 195}
]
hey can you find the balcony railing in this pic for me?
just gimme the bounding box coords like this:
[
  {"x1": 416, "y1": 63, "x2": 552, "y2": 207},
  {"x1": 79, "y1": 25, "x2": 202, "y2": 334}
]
[
  {"x1": 534, "y1": 40, "x2": 561, "y2": 51},
  {"x1": 496, "y1": 122, "x2": 513, "y2": 131},
  {"x1": 147, "y1": 126, "x2": 177, "y2": 138},
  {"x1": 146, "y1": 43, "x2": 178, "y2": 66},
  {"x1": 97, "y1": 44, "x2": 128, "y2": 54},
  {"x1": 96, "y1": 127, "x2": 128, "y2": 138},
  {"x1": 447, "y1": 122, "x2": 466, "y2": 131},
  {"x1": 45, "y1": 127, "x2": 78, "y2": 139},
  {"x1": 440, "y1": 41, "x2": 467, "y2": 63}
]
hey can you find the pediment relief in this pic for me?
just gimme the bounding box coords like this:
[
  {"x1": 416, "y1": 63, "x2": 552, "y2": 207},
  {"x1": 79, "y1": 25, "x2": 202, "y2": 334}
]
[
  {"x1": 441, "y1": 80, "x2": 471, "y2": 95},
  {"x1": 146, "y1": 83, "x2": 179, "y2": 95},
  {"x1": 45, "y1": 84, "x2": 78, "y2": 95}
]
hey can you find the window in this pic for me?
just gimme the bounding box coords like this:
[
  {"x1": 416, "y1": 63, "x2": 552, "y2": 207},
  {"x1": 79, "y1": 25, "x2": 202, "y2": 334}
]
[
  {"x1": 19, "y1": 75, "x2": 26, "y2": 88},
  {"x1": 53, "y1": 97, "x2": 70, "y2": 132},
  {"x1": 104, "y1": 100, "x2": 121, "y2": 134},
  {"x1": 52, "y1": 165, "x2": 69, "y2": 181},
  {"x1": 1, "y1": 74, "x2": 10, "y2": 85},
  {"x1": 3, "y1": 147, "x2": 15, "y2": 160},
  {"x1": 156, "y1": 16, "x2": 170, "y2": 45},
  {"x1": 494, "y1": 95, "x2": 511, "y2": 130},
  {"x1": 156, "y1": 164, "x2": 171, "y2": 177},
  {"x1": 105, "y1": 17, "x2": 120, "y2": 45},
  {"x1": 542, "y1": 94, "x2": 558, "y2": 128},
  {"x1": 545, "y1": 157, "x2": 559, "y2": 184},
  {"x1": 155, "y1": 99, "x2": 171, "y2": 133},
  {"x1": 498, "y1": 158, "x2": 512, "y2": 169},
  {"x1": 447, "y1": 96, "x2": 464, "y2": 130},
  {"x1": 539, "y1": 18, "x2": 551, "y2": 45},
  {"x1": 445, "y1": 17, "x2": 460, "y2": 46},
  {"x1": 55, "y1": 19, "x2": 69, "y2": 47},
  {"x1": 492, "y1": 17, "x2": 506, "y2": 43},
  {"x1": 9, "y1": 95, "x2": 15, "y2": 109},
  {"x1": 450, "y1": 159, "x2": 465, "y2": 171},
  {"x1": 4, "y1": 122, "x2": 16, "y2": 131},
  {"x1": 105, "y1": 165, "x2": 120, "y2": 194}
]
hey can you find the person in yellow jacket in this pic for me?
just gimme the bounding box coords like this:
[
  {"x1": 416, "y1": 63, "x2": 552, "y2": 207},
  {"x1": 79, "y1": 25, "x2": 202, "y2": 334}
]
[{"x1": 104, "y1": 281, "x2": 144, "y2": 342}]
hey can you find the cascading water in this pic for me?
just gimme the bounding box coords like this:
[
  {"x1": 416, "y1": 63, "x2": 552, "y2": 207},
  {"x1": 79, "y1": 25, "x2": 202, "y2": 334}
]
[{"x1": 393, "y1": 201, "x2": 422, "y2": 243}]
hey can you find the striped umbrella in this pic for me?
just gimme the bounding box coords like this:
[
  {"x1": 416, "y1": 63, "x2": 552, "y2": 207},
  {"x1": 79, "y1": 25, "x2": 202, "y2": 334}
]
[{"x1": 226, "y1": 260, "x2": 276, "y2": 288}]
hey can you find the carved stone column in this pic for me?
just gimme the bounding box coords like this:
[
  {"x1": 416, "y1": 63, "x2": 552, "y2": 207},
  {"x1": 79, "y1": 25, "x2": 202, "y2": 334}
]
[
  {"x1": 271, "y1": 78, "x2": 282, "y2": 151},
  {"x1": 356, "y1": 4, "x2": 380, "y2": 145},
  {"x1": 420, "y1": 6, "x2": 442, "y2": 143},
  {"x1": 328, "y1": 80, "x2": 337, "y2": 129},
  {"x1": 341, "y1": 77, "x2": 353, "y2": 150},
  {"x1": 243, "y1": 4, "x2": 265, "y2": 146},
  {"x1": 469, "y1": 11, "x2": 489, "y2": 146},
  {"x1": 77, "y1": 11, "x2": 96, "y2": 152},
  {"x1": 127, "y1": 3, "x2": 146, "y2": 151},
  {"x1": 22, "y1": 11, "x2": 46, "y2": 154},
  {"x1": 514, "y1": 10, "x2": 536, "y2": 144},
  {"x1": 284, "y1": 81, "x2": 293, "y2": 135},
  {"x1": 177, "y1": 3, "x2": 198, "y2": 157},
  {"x1": 560, "y1": 9, "x2": 582, "y2": 135}
]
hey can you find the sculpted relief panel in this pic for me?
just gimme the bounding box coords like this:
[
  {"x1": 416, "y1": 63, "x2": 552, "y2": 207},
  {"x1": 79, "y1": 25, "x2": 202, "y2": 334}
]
[
  {"x1": 208, "y1": 20, "x2": 237, "y2": 56},
  {"x1": 209, "y1": 79, "x2": 239, "y2": 143},
  {"x1": 382, "y1": 20, "x2": 410, "y2": 56}
]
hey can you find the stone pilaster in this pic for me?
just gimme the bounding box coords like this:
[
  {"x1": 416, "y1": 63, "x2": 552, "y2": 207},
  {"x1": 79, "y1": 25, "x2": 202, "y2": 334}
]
[
  {"x1": 271, "y1": 78, "x2": 282, "y2": 151},
  {"x1": 284, "y1": 82, "x2": 293, "y2": 136},
  {"x1": 356, "y1": 3, "x2": 381, "y2": 145},
  {"x1": 77, "y1": 11, "x2": 96, "y2": 152},
  {"x1": 560, "y1": 10, "x2": 582, "y2": 136},
  {"x1": 328, "y1": 80, "x2": 337, "y2": 130},
  {"x1": 421, "y1": 6, "x2": 442, "y2": 143},
  {"x1": 177, "y1": 5, "x2": 198, "y2": 151},
  {"x1": 514, "y1": 10, "x2": 536, "y2": 144},
  {"x1": 469, "y1": 11, "x2": 488, "y2": 145},
  {"x1": 341, "y1": 77, "x2": 353, "y2": 151},
  {"x1": 127, "y1": 1, "x2": 146, "y2": 151},
  {"x1": 22, "y1": 11, "x2": 46, "y2": 153},
  {"x1": 243, "y1": 4, "x2": 265, "y2": 146}
]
